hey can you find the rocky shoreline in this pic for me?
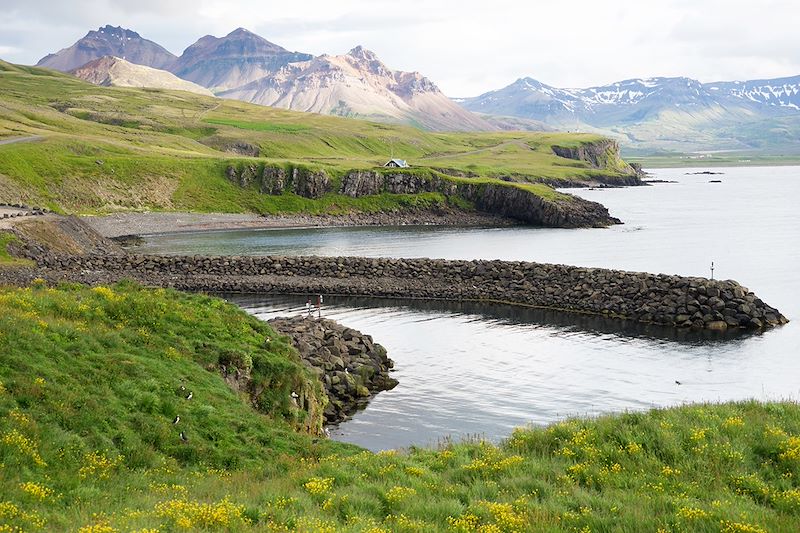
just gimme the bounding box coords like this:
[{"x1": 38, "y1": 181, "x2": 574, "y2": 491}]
[
  {"x1": 82, "y1": 210, "x2": 519, "y2": 239},
  {"x1": 267, "y1": 316, "x2": 397, "y2": 424}
]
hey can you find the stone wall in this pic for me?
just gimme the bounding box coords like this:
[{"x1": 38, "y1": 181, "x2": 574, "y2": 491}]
[{"x1": 35, "y1": 253, "x2": 788, "y2": 331}]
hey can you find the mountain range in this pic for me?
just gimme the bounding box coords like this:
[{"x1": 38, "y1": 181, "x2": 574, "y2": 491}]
[
  {"x1": 460, "y1": 76, "x2": 800, "y2": 153},
  {"x1": 33, "y1": 25, "x2": 492, "y2": 132},
  {"x1": 219, "y1": 46, "x2": 492, "y2": 131},
  {"x1": 29, "y1": 25, "x2": 800, "y2": 152}
]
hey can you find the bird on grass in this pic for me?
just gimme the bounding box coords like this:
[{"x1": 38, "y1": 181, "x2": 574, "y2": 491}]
[
  {"x1": 173, "y1": 415, "x2": 180, "y2": 425},
  {"x1": 291, "y1": 391, "x2": 299, "y2": 399},
  {"x1": 186, "y1": 392, "x2": 193, "y2": 400},
  {"x1": 179, "y1": 431, "x2": 188, "y2": 442}
]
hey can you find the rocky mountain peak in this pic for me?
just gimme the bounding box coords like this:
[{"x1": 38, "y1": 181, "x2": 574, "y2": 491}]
[
  {"x1": 88, "y1": 25, "x2": 140, "y2": 40},
  {"x1": 36, "y1": 25, "x2": 176, "y2": 72},
  {"x1": 345, "y1": 46, "x2": 393, "y2": 78},
  {"x1": 348, "y1": 45, "x2": 380, "y2": 62},
  {"x1": 228, "y1": 27, "x2": 253, "y2": 37},
  {"x1": 170, "y1": 28, "x2": 313, "y2": 91}
]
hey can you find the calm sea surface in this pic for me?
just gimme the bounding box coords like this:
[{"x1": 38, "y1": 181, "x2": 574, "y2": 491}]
[{"x1": 141, "y1": 166, "x2": 800, "y2": 450}]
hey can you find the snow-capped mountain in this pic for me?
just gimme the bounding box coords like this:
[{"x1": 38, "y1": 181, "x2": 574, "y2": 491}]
[
  {"x1": 462, "y1": 75, "x2": 800, "y2": 123},
  {"x1": 462, "y1": 75, "x2": 800, "y2": 152}
]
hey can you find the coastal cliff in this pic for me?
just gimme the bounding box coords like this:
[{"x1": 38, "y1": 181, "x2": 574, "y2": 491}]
[{"x1": 226, "y1": 164, "x2": 621, "y2": 228}]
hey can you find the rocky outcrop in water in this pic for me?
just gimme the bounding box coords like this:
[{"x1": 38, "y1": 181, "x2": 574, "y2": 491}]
[{"x1": 267, "y1": 316, "x2": 397, "y2": 423}]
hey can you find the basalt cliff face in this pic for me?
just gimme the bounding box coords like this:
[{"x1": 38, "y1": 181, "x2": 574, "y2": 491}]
[
  {"x1": 225, "y1": 163, "x2": 620, "y2": 228},
  {"x1": 550, "y1": 139, "x2": 645, "y2": 187}
]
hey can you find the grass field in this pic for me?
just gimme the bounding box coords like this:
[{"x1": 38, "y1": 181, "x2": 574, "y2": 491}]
[
  {"x1": 0, "y1": 282, "x2": 798, "y2": 532},
  {"x1": 0, "y1": 61, "x2": 634, "y2": 215}
]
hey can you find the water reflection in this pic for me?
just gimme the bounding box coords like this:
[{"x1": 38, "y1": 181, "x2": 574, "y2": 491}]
[{"x1": 230, "y1": 293, "x2": 794, "y2": 451}]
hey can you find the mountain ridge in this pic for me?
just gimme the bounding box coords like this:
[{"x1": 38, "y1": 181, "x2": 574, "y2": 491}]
[
  {"x1": 168, "y1": 27, "x2": 314, "y2": 91},
  {"x1": 36, "y1": 25, "x2": 176, "y2": 72},
  {"x1": 218, "y1": 45, "x2": 496, "y2": 132},
  {"x1": 462, "y1": 74, "x2": 800, "y2": 152},
  {"x1": 70, "y1": 56, "x2": 213, "y2": 96}
]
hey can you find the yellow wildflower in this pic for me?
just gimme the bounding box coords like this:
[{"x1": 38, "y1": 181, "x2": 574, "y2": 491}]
[
  {"x1": 19, "y1": 481, "x2": 54, "y2": 501},
  {"x1": 154, "y1": 497, "x2": 249, "y2": 529},
  {"x1": 303, "y1": 477, "x2": 334, "y2": 496},
  {"x1": 723, "y1": 416, "x2": 745, "y2": 428},
  {"x1": 79, "y1": 451, "x2": 124, "y2": 479},
  {"x1": 676, "y1": 507, "x2": 709, "y2": 520},
  {"x1": 385, "y1": 486, "x2": 416, "y2": 504},
  {"x1": 1, "y1": 429, "x2": 46, "y2": 467}
]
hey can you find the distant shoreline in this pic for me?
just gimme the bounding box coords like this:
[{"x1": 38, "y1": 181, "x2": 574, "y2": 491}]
[{"x1": 630, "y1": 158, "x2": 800, "y2": 169}]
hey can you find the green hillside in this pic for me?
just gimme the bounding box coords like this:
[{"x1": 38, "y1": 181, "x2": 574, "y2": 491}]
[
  {"x1": 0, "y1": 61, "x2": 634, "y2": 215},
  {"x1": 0, "y1": 281, "x2": 798, "y2": 531}
]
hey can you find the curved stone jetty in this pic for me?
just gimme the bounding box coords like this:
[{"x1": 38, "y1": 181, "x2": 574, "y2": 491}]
[{"x1": 31, "y1": 253, "x2": 788, "y2": 331}]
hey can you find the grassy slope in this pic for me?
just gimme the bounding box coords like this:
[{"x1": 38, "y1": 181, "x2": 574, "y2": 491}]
[
  {"x1": 0, "y1": 283, "x2": 798, "y2": 532},
  {"x1": 0, "y1": 232, "x2": 34, "y2": 267},
  {"x1": 0, "y1": 61, "x2": 629, "y2": 214}
]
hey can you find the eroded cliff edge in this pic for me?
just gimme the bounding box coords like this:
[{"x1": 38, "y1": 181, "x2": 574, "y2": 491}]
[{"x1": 226, "y1": 164, "x2": 621, "y2": 228}]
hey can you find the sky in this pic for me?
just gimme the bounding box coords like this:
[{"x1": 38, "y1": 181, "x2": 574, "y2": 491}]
[{"x1": 1, "y1": 0, "x2": 798, "y2": 96}]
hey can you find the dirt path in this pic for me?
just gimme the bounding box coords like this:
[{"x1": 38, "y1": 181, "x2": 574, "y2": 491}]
[{"x1": 0, "y1": 135, "x2": 43, "y2": 146}]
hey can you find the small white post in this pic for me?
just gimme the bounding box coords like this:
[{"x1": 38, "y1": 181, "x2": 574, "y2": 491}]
[{"x1": 710, "y1": 261, "x2": 715, "y2": 280}]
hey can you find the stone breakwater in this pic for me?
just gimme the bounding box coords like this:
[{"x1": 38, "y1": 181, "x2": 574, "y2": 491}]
[
  {"x1": 267, "y1": 317, "x2": 398, "y2": 424},
  {"x1": 34, "y1": 253, "x2": 788, "y2": 331}
]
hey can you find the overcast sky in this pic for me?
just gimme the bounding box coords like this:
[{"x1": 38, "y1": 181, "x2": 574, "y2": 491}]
[{"x1": 1, "y1": 0, "x2": 797, "y2": 96}]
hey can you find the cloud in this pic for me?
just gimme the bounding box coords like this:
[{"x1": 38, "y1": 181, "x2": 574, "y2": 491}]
[{"x1": 0, "y1": 0, "x2": 797, "y2": 95}]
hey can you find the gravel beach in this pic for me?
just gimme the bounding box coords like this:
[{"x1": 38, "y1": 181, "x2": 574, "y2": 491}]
[{"x1": 82, "y1": 210, "x2": 517, "y2": 238}]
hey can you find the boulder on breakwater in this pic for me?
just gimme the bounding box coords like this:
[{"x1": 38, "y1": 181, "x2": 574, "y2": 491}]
[{"x1": 267, "y1": 316, "x2": 398, "y2": 424}]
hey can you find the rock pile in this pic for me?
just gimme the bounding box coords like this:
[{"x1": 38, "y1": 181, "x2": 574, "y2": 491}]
[{"x1": 267, "y1": 316, "x2": 398, "y2": 424}]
